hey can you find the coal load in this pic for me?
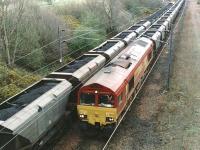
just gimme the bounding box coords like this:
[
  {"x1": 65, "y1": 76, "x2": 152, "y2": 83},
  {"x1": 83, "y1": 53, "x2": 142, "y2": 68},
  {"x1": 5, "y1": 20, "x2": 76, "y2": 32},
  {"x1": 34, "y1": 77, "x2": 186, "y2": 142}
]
[
  {"x1": 95, "y1": 41, "x2": 118, "y2": 52},
  {"x1": 56, "y1": 55, "x2": 96, "y2": 73},
  {"x1": 0, "y1": 80, "x2": 59, "y2": 121}
]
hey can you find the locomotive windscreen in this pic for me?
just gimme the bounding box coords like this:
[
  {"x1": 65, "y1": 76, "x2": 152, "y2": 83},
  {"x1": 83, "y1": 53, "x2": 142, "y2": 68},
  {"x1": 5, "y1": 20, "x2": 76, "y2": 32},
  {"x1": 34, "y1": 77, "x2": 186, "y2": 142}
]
[{"x1": 0, "y1": 80, "x2": 60, "y2": 121}]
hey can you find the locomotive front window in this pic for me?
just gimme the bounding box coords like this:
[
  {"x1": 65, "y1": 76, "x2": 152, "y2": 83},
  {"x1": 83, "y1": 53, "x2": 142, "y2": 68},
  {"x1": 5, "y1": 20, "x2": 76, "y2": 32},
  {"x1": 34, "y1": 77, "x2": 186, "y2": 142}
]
[
  {"x1": 80, "y1": 93, "x2": 95, "y2": 106},
  {"x1": 98, "y1": 94, "x2": 114, "y2": 108}
]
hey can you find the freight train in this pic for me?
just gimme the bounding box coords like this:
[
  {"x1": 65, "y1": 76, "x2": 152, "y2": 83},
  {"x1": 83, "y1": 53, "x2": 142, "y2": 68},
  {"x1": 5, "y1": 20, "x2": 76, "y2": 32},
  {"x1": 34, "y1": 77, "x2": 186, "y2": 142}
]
[
  {"x1": 0, "y1": 1, "x2": 183, "y2": 150},
  {"x1": 77, "y1": 0, "x2": 185, "y2": 131}
]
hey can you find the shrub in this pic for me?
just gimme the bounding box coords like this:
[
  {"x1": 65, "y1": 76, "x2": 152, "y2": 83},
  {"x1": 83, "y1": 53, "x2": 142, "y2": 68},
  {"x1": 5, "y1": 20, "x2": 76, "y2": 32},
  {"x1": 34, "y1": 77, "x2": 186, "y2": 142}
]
[
  {"x1": 68, "y1": 25, "x2": 106, "y2": 53},
  {"x1": 0, "y1": 84, "x2": 22, "y2": 103},
  {"x1": 0, "y1": 62, "x2": 41, "y2": 102}
]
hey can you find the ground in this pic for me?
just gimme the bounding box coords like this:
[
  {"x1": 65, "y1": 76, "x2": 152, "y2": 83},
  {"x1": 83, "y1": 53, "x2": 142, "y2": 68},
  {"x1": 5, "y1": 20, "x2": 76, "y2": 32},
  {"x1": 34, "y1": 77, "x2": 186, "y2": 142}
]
[
  {"x1": 53, "y1": 0, "x2": 200, "y2": 149},
  {"x1": 108, "y1": 0, "x2": 200, "y2": 149}
]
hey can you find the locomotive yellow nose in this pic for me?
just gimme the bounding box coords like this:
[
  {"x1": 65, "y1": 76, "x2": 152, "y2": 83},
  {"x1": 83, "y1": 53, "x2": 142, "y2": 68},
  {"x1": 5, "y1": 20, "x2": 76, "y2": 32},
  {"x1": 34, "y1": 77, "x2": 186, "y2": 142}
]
[{"x1": 77, "y1": 105, "x2": 117, "y2": 126}]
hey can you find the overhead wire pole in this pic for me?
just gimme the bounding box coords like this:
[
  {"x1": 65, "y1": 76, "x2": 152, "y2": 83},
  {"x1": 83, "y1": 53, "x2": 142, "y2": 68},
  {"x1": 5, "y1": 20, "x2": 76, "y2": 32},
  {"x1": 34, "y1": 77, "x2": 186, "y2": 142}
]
[
  {"x1": 58, "y1": 26, "x2": 62, "y2": 63},
  {"x1": 58, "y1": 26, "x2": 67, "y2": 63},
  {"x1": 167, "y1": 23, "x2": 174, "y2": 91},
  {"x1": 166, "y1": 0, "x2": 186, "y2": 91}
]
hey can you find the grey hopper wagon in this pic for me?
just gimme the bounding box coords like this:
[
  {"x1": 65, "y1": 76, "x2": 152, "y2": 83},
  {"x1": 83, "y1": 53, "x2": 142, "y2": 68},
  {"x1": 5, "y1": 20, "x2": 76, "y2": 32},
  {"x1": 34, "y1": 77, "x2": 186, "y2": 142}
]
[
  {"x1": 128, "y1": 24, "x2": 147, "y2": 35},
  {"x1": 142, "y1": 30, "x2": 162, "y2": 52},
  {"x1": 156, "y1": 0, "x2": 185, "y2": 33},
  {"x1": 0, "y1": 79, "x2": 72, "y2": 150},
  {"x1": 127, "y1": 3, "x2": 174, "y2": 35},
  {"x1": 127, "y1": 20, "x2": 151, "y2": 35},
  {"x1": 112, "y1": 21, "x2": 153, "y2": 44},
  {"x1": 136, "y1": 20, "x2": 151, "y2": 29},
  {"x1": 149, "y1": 24, "x2": 167, "y2": 40},
  {"x1": 47, "y1": 54, "x2": 106, "y2": 109},
  {"x1": 169, "y1": 0, "x2": 185, "y2": 22},
  {"x1": 111, "y1": 31, "x2": 137, "y2": 44},
  {"x1": 142, "y1": 0, "x2": 185, "y2": 52},
  {"x1": 111, "y1": 3, "x2": 174, "y2": 46},
  {"x1": 164, "y1": 0, "x2": 184, "y2": 24},
  {"x1": 145, "y1": 3, "x2": 174, "y2": 22},
  {"x1": 152, "y1": 2, "x2": 182, "y2": 31},
  {"x1": 47, "y1": 54, "x2": 106, "y2": 85},
  {"x1": 88, "y1": 40, "x2": 126, "y2": 61}
]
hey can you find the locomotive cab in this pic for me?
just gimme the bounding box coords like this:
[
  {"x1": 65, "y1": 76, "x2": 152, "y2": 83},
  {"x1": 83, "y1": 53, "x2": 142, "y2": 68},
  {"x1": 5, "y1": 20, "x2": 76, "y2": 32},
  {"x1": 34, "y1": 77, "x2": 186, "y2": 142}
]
[{"x1": 77, "y1": 83, "x2": 118, "y2": 128}]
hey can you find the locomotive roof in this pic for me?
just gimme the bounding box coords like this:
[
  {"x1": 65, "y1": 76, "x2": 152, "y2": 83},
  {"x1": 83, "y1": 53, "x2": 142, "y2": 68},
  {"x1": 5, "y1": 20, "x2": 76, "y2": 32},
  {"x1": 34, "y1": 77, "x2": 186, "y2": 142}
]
[{"x1": 83, "y1": 37, "x2": 153, "y2": 93}]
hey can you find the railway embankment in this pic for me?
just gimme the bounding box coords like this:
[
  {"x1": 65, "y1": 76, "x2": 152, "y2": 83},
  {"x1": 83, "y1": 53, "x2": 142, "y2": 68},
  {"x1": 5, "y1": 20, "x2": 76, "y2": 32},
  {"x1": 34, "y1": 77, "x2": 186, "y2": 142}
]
[{"x1": 108, "y1": 0, "x2": 200, "y2": 149}]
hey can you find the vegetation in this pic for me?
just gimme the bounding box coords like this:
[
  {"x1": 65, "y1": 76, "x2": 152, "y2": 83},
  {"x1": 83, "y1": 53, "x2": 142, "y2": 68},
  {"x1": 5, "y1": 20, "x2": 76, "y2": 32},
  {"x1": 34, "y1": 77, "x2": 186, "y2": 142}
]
[
  {"x1": 0, "y1": 0, "x2": 162, "y2": 102},
  {"x1": 0, "y1": 60, "x2": 40, "y2": 102}
]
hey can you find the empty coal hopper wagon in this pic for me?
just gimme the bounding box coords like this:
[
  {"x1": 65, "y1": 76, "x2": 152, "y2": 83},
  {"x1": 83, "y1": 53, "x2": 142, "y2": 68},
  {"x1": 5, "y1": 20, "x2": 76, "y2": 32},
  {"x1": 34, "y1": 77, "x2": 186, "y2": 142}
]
[{"x1": 0, "y1": 78, "x2": 72, "y2": 150}]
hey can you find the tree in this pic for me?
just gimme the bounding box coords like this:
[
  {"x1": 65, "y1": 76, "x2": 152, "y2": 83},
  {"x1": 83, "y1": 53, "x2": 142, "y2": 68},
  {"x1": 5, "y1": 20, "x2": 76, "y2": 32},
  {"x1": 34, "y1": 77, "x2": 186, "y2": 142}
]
[
  {"x1": 0, "y1": 0, "x2": 27, "y2": 66},
  {"x1": 0, "y1": 0, "x2": 70, "y2": 70},
  {"x1": 84, "y1": 0, "x2": 119, "y2": 34},
  {"x1": 68, "y1": 25, "x2": 106, "y2": 54},
  {"x1": 83, "y1": 0, "x2": 132, "y2": 36},
  {"x1": 103, "y1": 0, "x2": 116, "y2": 33},
  {"x1": 46, "y1": 0, "x2": 52, "y2": 5}
]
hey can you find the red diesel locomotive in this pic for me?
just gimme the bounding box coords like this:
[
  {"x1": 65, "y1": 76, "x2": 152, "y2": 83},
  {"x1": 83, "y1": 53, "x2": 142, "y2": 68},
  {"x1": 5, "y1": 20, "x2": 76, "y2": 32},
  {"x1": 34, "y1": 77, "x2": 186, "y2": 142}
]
[{"x1": 77, "y1": 37, "x2": 154, "y2": 129}]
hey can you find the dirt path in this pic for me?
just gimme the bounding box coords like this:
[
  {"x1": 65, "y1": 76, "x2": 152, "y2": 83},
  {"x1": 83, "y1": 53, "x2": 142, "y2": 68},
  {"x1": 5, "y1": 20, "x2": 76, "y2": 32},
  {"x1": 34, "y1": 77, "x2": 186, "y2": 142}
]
[
  {"x1": 172, "y1": 0, "x2": 200, "y2": 96},
  {"x1": 157, "y1": 0, "x2": 200, "y2": 149},
  {"x1": 107, "y1": 0, "x2": 200, "y2": 149}
]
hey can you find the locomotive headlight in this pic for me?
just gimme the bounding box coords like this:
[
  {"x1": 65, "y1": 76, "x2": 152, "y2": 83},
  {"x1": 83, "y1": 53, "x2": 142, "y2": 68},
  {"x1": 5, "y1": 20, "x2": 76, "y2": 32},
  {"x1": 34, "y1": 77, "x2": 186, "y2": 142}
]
[
  {"x1": 80, "y1": 114, "x2": 84, "y2": 118},
  {"x1": 109, "y1": 118, "x2": 114, "y2": 121},
  {"x1": 79, "y1": 114, "x2": 87, "y2": 119},
  {"x1": 106, "y1": 117, "x2": 114, "y2": 122}
]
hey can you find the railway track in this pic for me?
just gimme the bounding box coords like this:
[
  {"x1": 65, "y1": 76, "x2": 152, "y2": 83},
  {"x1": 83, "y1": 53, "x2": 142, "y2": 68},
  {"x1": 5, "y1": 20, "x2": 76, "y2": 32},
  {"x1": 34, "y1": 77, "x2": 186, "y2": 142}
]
[
  {"x1": 102, "y1": 2, "x2": 186, "y2": 150},
  {"x1": 103, "y1": 8, "x2": 186, "y2": 150}
]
